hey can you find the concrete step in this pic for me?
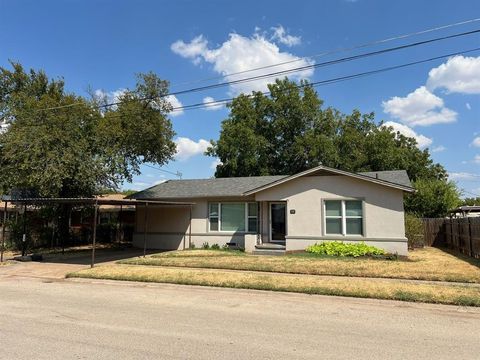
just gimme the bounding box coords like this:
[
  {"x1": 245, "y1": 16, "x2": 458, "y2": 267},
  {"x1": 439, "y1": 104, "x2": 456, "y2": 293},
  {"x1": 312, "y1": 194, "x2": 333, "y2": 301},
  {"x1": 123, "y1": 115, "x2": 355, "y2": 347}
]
[
  {"x1": 255, "y1": 243, "x2": 286, "y2": 250},
  {"x1": 252, "y1": 249, "x2": 286, "y2": 256},
  {"x1": 253, "y1": 243, "x2": 286, "y2": 256}
]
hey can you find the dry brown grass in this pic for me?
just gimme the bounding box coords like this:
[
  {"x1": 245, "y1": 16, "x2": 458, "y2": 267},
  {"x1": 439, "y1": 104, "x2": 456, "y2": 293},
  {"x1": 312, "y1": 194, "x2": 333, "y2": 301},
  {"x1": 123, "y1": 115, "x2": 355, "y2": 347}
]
[
  {"x1": 68, "y1": 264, "x2": 480, "y2": 306},
  {"x1": 120, "y1": 247, "x2": 480, "y2": 283}
]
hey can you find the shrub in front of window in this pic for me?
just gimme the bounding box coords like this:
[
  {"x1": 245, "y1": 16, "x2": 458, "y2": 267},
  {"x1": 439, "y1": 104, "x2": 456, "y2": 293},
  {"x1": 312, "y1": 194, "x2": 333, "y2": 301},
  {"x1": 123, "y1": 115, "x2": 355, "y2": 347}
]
[{"x1": 306, "y1": 241, "x2": 386, "y2": 257}]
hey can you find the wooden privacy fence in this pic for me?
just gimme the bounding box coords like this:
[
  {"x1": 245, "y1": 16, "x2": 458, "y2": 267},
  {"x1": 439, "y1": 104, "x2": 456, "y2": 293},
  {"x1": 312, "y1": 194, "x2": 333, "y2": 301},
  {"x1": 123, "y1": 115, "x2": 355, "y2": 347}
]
[{"x1": 423, "y1": 217, "x2": 480, "y2": 259}]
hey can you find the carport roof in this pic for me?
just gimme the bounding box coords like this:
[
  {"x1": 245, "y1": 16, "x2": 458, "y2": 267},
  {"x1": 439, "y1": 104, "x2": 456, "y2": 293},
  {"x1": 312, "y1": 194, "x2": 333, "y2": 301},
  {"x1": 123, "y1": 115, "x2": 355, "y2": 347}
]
[{"x1": 0, "y1": 197, "x2": 194, "y2": 206}]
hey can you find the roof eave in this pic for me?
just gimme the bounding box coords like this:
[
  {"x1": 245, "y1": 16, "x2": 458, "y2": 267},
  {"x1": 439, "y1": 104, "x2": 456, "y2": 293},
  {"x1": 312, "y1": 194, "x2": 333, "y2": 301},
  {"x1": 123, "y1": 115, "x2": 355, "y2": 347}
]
[{"x1": 243, "y1": 165, "x2": 414, "y2": 195}]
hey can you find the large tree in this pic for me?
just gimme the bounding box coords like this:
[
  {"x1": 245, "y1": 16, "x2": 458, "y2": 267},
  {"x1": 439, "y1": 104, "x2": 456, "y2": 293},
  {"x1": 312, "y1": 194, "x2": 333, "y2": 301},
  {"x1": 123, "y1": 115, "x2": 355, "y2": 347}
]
[
  {"x1": 207, "y1": 78, "x2": 457, "y2": 217},
  {"x1": 207, "y1": 79, "x2": 445, "y2": 182},
  {"x1": 0, "y1": 62, "x2": 177, "y2": 244},
  {"x1": 0, "y1": 62, "x2": 176, "y2": 197}
]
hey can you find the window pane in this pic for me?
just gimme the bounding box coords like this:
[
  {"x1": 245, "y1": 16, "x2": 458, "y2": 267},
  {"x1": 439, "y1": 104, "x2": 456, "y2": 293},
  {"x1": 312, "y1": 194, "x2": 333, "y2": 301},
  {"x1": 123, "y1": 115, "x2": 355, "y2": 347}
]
[
  {"x1": 248, "y1": 203, "x2": 258, "y2": 217},
  {"x1": 209, "y1": 203, "x2": 219, "y2": 217},
  {"x1": 345, "y1": 201, "x2": 362, "y2": 217},
  {"x1": 221, "y1": 204, "x2": 245, "y2": 231},
  {"x1": 210, "y1": 217, "x2": 219, "y2": 231},
  {"x1": 248, "y1": 218, "x2": 257, "y2": 233},
  {"x1": 346, "y1": 218, "x2": 363, "y2": 235},
  {"x1": 325, "y1": 201, "x2": 341, "y2": 217},
  {"x1": 326, "y1": 218, "x2": 342, "y2": 234}
]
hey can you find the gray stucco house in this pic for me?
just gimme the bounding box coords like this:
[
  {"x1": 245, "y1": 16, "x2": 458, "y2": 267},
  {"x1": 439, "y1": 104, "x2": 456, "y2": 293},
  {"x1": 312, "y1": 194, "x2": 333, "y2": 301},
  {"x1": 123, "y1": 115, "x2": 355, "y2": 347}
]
[{"x1": 130, "y1": 165, "x2": 414, "y2": 255}]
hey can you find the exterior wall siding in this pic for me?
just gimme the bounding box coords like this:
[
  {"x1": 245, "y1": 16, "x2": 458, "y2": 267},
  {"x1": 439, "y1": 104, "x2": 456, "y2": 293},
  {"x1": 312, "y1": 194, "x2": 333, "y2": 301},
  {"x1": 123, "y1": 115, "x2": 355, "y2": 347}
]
[
  {"x1": 132, "y1": 176, "x2": 408, "y2": 255},
  {"x1": 254, "y1": 175, "x2": 407, "y2": 255}
]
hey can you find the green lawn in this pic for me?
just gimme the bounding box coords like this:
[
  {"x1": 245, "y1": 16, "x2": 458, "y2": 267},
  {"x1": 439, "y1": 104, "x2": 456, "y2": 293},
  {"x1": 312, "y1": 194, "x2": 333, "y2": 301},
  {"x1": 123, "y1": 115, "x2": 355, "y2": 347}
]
[{"x1": 119, "y1": 247, "x2": 480, "y2": 283}]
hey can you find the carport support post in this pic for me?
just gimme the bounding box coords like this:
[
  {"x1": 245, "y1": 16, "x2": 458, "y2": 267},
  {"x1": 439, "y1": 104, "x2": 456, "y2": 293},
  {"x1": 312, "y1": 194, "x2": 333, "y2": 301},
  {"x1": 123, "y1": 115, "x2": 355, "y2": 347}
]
[
  {"x1": 22, "y1": 204, "x2": 27, "y2": 257},
  {"x1": 189, "y1": 205, "x2": 192, "y2": 249},
  {"x1": 1, "y1": 201, "x2": 7, "y2": 262},
  {"x1": 143, "y1": 203, "x2": 149, "y2": 258},
  {"x1": 91, "y1": 202, "x2": 98, "y2": 268}
]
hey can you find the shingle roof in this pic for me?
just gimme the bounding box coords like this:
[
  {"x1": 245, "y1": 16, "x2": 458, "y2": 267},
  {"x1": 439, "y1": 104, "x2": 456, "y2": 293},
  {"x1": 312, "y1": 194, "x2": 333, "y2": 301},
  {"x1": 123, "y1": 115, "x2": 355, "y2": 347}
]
[
  {"x1": 130, "y1": 176, "x2": 287, "y2": 199},
  {"x1": 358, "y1": 170, "x2": 412, "y2": 188},
  {"x1": 130, "y1": 168, "x2": 413, "y2": 200}
]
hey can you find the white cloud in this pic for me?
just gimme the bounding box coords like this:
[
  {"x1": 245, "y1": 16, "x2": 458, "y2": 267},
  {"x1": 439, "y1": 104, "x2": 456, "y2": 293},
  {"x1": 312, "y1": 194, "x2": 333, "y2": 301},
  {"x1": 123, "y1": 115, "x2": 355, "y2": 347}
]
[
  {"x1": 466, "y1": 102, "x2": 472, "y2": 110},
  {"x1": 427, "y1": 55, "x2": 480, "y2": 94},
  {"x1": 174, "y1": 137, "x2": 210, "y2": 161},
  {"x1": 170, "y1": 35, "x2": 209, "y2": 65},
  {"x1": 210, "y1": 158, "x2": 222, "y2": 170},
  {"x1": 382, "y1": 121, "x2": 433, "y2": 149},
  {"x1": 166, "y1": 95, "x2": 184, "y2": 117},
  {"x1": 94, "y1": 88, "x2": 127, "y2": 106},
  {"x1": 449, "y1": 172, "x2": 480, "y2": 181},
  {"x1": 472, "y1": 137, "x2": 480, "y2": 148},
  {"x1": 270, "y1": 25, "x2": 301, "y2": 47},
  {"x1": 475, "y1": 155, "x2": 480, "y2": 164},
  {"x1": 171, "y1": 32, "x2": 313, "y2": 95},
  {"x1": 202, "y1": 96, "x2": 224, "y2": 111},
  {"x1": 431, "y1": 145, "x2": 446, "y2": 153},
  {"x1": 382, "y1": 86, "x2": 457, "y2": 127}
]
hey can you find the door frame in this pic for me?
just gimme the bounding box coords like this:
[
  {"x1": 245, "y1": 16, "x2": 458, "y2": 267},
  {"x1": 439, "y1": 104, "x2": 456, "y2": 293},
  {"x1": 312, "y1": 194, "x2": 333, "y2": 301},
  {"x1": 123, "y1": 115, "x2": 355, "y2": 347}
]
[{"x1": 269, "y1": 202, "x2": 287, "y2": 243}]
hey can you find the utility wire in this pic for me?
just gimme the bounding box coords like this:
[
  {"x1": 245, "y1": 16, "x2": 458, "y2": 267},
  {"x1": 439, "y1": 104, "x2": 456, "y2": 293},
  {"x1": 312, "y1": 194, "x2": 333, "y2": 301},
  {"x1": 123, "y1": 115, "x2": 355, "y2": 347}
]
[
  {"x1": 170, "y1": 17, "x2": 480, "y2": 89},
  {"x1": 31, "y1": 28, "x2": 480, "y2": 113},
  {"x1": 166, "y1": 29, "x2": 480, "y2": 98},
  {"x1": 165, "y1": 47, "x2": 480, "y2": 113},
  {"x1": 143, "y1": 163, "x2": 182, "y2": 178}
]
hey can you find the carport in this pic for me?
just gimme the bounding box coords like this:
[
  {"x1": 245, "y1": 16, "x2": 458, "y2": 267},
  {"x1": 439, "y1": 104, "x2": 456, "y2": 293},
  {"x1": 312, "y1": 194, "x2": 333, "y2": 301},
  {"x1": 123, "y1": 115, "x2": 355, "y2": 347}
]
[{"x1": 0, "y1": 197, "x2": 194, "y2": 267}]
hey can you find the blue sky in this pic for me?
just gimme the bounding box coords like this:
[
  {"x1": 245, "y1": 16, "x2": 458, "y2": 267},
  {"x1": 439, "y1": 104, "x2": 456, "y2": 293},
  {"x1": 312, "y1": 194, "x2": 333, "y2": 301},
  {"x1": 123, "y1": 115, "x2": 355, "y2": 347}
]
[{"x1": 1, "y1": 0, "x2": 479, "y2": 196}]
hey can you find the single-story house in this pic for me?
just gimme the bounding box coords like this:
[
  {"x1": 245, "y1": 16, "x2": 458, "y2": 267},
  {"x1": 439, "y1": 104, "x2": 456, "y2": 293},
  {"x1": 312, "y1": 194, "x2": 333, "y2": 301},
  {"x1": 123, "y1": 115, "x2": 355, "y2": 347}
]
[{"x1": 129, "y1": 165, "x2": 414, "y2": 255}]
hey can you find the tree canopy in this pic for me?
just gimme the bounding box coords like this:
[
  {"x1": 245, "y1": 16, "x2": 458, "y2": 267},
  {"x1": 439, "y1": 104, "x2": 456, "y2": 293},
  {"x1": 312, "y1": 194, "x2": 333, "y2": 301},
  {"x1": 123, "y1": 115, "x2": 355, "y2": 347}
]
[
  {"x1": 0, "y1": 61, "x2": 176, "y2": 198},
  {"x1": 207, "y1": 79, "x2": 446, "y2": 182},
  {"x1": 207, "y1": 78, "x2": 457, "y2": 217}
]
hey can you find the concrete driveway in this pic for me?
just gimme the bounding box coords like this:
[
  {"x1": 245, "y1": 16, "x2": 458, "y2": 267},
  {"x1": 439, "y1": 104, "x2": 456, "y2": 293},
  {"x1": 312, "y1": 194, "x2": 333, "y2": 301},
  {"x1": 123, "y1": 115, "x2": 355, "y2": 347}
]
[
  {"x1": 0, "y1": 274, "x2": 479, "y2": 360},
  {"x1": 0, "y1": 247, "x2": 151, "y2": 279}
]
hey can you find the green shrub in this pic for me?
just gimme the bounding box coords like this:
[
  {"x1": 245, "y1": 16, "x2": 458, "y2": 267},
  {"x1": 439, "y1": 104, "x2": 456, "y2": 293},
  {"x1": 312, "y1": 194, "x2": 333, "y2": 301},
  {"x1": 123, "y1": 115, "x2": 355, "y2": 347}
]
[
  {"x1": 405, "y1": 213, "x2": 424, "y2": 248},
  {"x1": 189, "y1": 243, "x2": 196, "y2": 249},
  {"x1": 210, "y1": 243, "x2": 220, "y2": 250},
  {"x1": 202, "y1": 242, "x2": 210, "y2": 249},
  {"x1": 306, "y1": 241, "x2": 386, "y2": 257}
]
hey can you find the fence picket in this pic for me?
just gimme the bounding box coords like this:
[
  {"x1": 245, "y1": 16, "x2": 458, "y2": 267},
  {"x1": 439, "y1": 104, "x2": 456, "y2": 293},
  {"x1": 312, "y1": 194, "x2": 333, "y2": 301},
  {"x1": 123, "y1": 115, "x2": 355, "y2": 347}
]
[{"x1": 422, "y1": 217, "x2": 480, "y2": 259}]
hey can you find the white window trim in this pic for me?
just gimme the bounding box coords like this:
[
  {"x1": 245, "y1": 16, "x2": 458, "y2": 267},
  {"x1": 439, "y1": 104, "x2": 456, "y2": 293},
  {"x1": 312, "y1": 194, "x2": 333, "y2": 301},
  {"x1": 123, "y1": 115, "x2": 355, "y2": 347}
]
[
  {"x1": 323, "y1": 199, "x2": 364, "y2": 237},
  {"x1": 208, "y1": 202, "x2": 258, "y2": 233}
]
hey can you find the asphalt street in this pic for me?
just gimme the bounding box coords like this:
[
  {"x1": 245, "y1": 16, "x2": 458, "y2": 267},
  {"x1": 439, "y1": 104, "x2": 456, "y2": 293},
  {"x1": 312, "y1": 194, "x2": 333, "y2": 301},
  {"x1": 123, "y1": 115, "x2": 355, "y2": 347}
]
[{"x1": 1, "y1": 276, "x2": 479, "y2": 359}]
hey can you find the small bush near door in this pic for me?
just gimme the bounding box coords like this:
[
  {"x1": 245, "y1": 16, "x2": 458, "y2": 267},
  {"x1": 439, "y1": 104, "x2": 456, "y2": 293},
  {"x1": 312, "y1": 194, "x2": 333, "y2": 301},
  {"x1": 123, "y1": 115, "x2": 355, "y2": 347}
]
[{"x1": 306, "y1": 241, "x2": 386, "y2": 257}]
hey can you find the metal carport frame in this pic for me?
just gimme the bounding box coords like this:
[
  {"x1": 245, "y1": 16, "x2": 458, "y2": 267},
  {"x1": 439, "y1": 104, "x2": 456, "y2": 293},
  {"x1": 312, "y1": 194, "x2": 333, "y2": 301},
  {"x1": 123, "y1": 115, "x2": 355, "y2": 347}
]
[{"x1": 0, "y1": 197, "x2": 194, "y2": 267}]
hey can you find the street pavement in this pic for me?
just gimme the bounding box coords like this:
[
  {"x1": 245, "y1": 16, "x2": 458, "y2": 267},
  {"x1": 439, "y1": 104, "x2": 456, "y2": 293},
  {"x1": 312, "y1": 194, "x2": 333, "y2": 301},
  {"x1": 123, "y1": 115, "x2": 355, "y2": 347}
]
[{"x1": 0, "y1": 273, "x2": 479, "y2": 360}]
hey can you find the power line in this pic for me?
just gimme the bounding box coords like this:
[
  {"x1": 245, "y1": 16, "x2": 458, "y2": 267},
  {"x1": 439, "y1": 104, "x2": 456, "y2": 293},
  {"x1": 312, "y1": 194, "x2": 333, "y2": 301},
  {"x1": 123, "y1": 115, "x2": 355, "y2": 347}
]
[
  {"x1": 143, "y1": 163, "x2": 182, "y2": 178},
  {"x1": 31, "y1": 28, "x2": 480, "y2": 113},
  {"x1": 169, "y1": 17, "x2": 480, "y2": 89},
  {"x1": 166, "y1": 29, "x2": 480, "y2": 98},
  {"x1": 166, "y1": 46, "x2": 480, "y2": 113}
]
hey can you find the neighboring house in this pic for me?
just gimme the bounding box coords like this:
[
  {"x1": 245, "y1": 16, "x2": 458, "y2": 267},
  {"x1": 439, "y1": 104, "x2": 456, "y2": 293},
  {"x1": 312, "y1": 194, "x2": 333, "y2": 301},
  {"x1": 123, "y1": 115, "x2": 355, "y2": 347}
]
[
  {"x1": 70, "y1": 194, "x2": 136, "y2": 241},
  {"x1": 129, "y1": 165, "x2": 414, "y2": 255},
  {"x1": 449, "y1": 205, "x2": 480, "y2": 218}
]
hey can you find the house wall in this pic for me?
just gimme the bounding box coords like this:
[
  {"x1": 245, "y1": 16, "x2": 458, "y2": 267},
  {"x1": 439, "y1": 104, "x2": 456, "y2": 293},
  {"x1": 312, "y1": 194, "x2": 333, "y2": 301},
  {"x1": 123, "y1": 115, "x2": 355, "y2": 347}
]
[
  {"x1": 254, "y1": 175, "x2": 407, "y2": 255},
  {"x1": 132, "y1": 197, "x2": 255, "y2": 250},
  {"x1": 132, "y1": 176, "x2": 408, "y2": 255}
]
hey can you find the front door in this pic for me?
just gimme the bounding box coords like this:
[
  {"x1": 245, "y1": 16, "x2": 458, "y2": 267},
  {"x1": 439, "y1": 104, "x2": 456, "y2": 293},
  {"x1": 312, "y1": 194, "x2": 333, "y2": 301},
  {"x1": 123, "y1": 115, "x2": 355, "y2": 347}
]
[{"x1": 270, "y1": 203, "x2": 286, "y2": 243}]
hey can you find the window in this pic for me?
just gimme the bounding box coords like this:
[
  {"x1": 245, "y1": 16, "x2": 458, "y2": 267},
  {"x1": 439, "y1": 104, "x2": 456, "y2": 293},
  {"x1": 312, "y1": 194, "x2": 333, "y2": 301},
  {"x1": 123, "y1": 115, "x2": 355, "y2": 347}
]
[
  {"x1": 209, "y1": 202, "x2": 258, "y2": 232},
  {"x1": 209, "y1": 203, "x2": 219, "y2": 231},
  {"x1": 324, "y1": 200, "x2": 363, "y2": 236},
  {"x1": 247, "y1": 202, "x2": 258, "y2": 233}
]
